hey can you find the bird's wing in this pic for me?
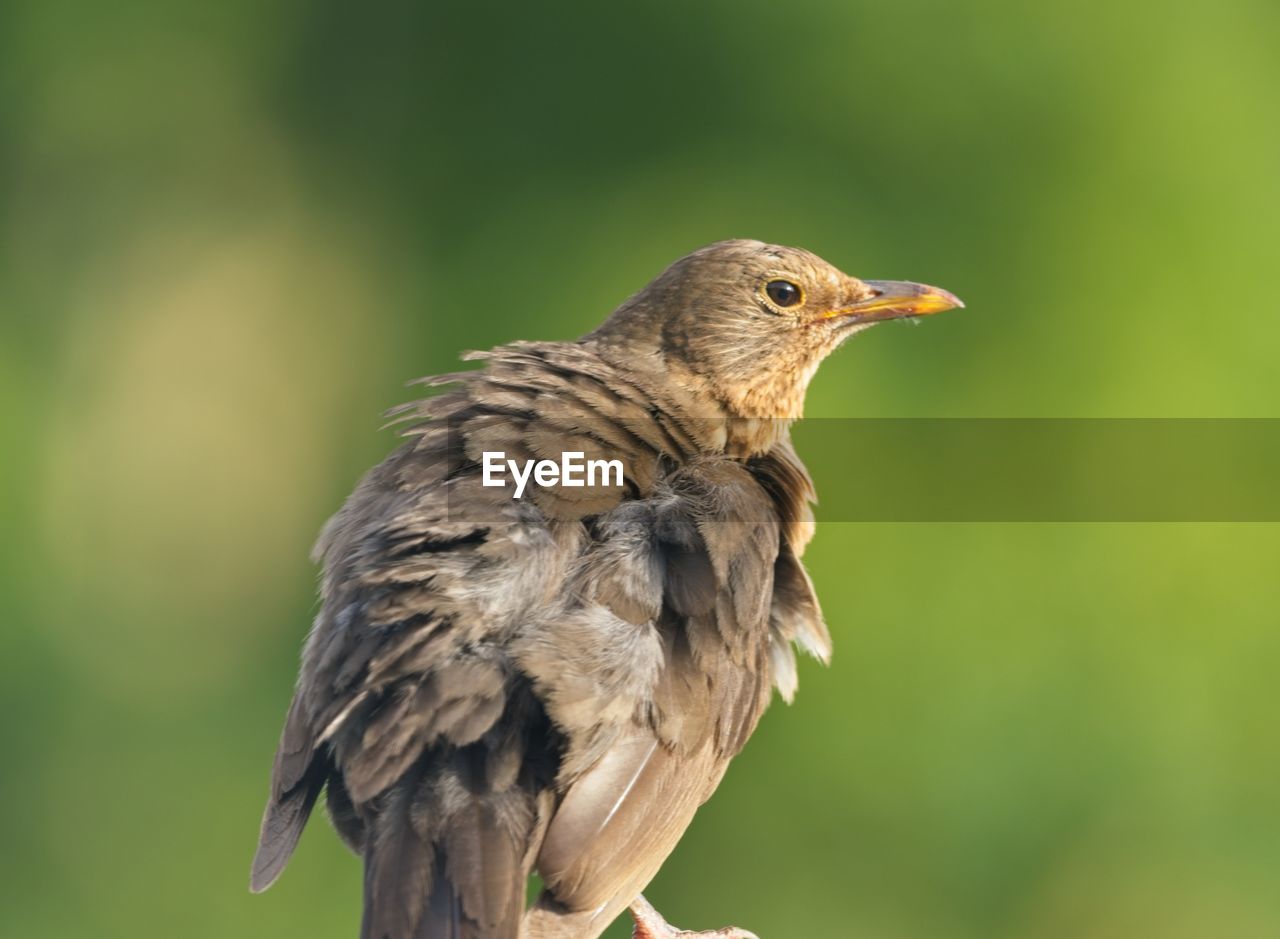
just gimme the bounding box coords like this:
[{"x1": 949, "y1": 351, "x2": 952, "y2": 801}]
[
  {"x1": 527, "y1": 459, "x2": 783, "y2": 917},
  {"x1": 253, "y1": 412, "x2": 569, "y2": 939},
  {"x1": 253, "y1": 344, "x2": 673, "y2": 938}
]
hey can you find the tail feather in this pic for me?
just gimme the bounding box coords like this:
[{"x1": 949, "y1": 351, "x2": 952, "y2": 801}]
[
  {"x1": 364, "y1": 843, "x2": 470, "y2": 939},
  {"x1": 361, "y1": 751, "x2": 533, "y2": 939},
  {"x1": 362, "y1": 778, "x2": 435, "y2": 939},
  {"x1": 256, "y1": 687, "x2": 550, "y2": 938},
  {"x1": 419, "y1": 862, "x2": 465, "y2": 939},
  {"x1": 442, "y1": 799, "x2": 525, "y2": 938}
]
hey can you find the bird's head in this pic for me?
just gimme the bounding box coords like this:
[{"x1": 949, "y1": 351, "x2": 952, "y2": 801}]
[{"x1": 591, "y1": 239, "x2": 962, "y2": 425}]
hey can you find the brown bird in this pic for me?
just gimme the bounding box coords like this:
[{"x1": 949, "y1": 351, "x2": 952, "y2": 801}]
[{"x1": 250, "y1": 239, "x2": 962, "y2": 939}]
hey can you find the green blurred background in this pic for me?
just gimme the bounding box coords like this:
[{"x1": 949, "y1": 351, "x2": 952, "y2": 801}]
[{"x1": 3, "y1": 0, "x2": 1278, "y2": 936}]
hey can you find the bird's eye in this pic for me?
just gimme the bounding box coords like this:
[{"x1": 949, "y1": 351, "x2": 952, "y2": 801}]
[{"x1": 765, "y1": 279, "x2": 803, "y2": 308}]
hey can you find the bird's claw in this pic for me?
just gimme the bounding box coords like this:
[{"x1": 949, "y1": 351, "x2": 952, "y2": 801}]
[{"x1": 629, "y1": 894, "x2": 760, "y2": 939}]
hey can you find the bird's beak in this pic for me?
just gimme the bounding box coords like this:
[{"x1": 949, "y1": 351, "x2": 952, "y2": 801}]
[{"x1": 826, "y1": 280, "x2": 964, "y2": 324}]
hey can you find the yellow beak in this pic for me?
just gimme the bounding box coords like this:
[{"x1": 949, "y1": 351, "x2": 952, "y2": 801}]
[{"x1": 826, "y1": 280, "x2": 964, "y2": 324}]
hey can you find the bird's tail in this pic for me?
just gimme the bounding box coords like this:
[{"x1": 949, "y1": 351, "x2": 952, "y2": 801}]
[{"x1": 360, "y1": 750, "x2": 533, "y2": 939}]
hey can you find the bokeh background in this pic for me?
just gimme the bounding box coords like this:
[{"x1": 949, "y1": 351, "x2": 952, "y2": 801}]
[{"x1": 3, "y1": 1, "x2": 1279, "y2": 936}]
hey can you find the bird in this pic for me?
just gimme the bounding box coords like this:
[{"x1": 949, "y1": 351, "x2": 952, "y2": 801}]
[{"x1": 250, "y1": 239, "x2": 962, "y2": 939}]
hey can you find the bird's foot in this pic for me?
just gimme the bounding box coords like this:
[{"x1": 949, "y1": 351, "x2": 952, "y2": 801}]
[{"x1": 629, "y1": 894, "x2": 759, "y2": 939}]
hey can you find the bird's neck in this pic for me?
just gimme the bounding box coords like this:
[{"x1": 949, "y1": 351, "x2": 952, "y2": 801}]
[{"x1": 584, "y1": 336, "x2": 802, "y2": 458}]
